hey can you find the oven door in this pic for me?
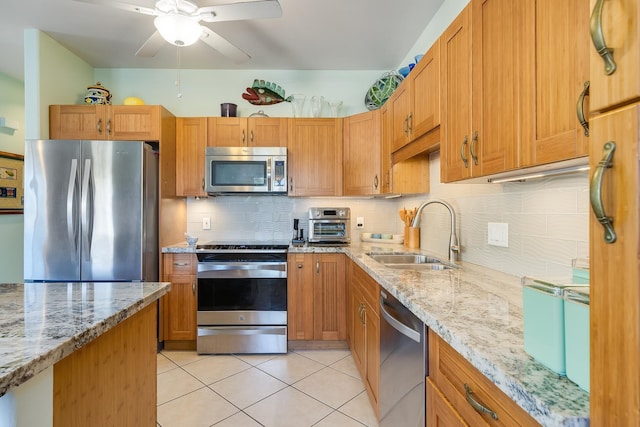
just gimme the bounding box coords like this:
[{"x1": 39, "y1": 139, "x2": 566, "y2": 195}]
[
  {"x1": 308, "y1": 219, "x2": 350, "y2": 243},
  {"x1": 197, "y1": 262, "x2": 287, "y2": 325}
]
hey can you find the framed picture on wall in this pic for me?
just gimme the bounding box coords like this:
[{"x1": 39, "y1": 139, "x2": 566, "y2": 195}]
[{"x1": 0, "y1": 151, "x2": 24, "y2": 214}]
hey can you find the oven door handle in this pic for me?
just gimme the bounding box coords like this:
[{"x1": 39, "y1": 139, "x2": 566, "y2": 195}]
[{"x1": 197, "y1": 262, "x2": 287, "y2": 278}]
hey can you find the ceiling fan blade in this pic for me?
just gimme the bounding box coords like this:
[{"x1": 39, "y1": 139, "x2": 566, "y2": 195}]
[
  {"x1": 198, "y1": 0, "x2": 282, "y2": 23},
  {"x1": 136, "y1": 31, "x2": 166, "y2": 57},
  {"x1": 200, "y1": 26, "x2": 251, "y2": 63},
  {"x1": 73, "y1": 0, "x2": 157, "y2": 15}
]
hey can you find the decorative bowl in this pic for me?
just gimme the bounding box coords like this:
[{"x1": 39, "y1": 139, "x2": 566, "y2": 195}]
[{"x1": 185, "y1": 234, "x2": 198, "y2": 246}]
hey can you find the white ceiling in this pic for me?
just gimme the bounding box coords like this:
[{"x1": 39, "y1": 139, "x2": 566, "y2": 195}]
[{"x1": 0, "y1": 0, "x2": 445, "y2": 82}]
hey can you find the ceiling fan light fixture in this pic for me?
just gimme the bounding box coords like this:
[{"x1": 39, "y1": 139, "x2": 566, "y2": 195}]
[{"x1": 154, "y1": 14, "x2": 202, "y2": 47}]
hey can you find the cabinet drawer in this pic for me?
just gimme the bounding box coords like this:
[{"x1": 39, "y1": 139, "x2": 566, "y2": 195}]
[
  {"x1": 165, "y1": 254, "x2": 196, "y2": 275},
  {"x1": 428, "y1": 330, "x2": 539, "y2": 426},
  {"x1": 351, "y1": 262, "x2": 379, "y2": 310}
]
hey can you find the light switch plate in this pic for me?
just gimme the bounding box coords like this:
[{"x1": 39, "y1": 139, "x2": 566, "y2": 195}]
[
  {"x1": 488, "y1": 222, "x2": 508, "y2": 247},
  {"x1": 202, "y1": 217, "x2": 211, "y2": 230}
]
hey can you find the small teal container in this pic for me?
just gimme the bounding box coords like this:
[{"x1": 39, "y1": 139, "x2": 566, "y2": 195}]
[
  {"x1": 571, "y1": 258, "x2": 590, "y2": 284},
  {"x1": 522, "y1": 278, "x2": 570, "y2": 375},
  {"x1": 564, "y1": 287, "x2": 590, "y2": 392}
]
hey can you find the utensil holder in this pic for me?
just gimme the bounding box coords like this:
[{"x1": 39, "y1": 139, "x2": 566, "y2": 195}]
[{"x1": 407, "y1": 227, "x2": 420, "y2": 249}]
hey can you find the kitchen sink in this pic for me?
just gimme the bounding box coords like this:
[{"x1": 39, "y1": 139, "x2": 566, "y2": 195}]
[{"x1": 367, "y1": 253, "x2": 459, "y2": 270}]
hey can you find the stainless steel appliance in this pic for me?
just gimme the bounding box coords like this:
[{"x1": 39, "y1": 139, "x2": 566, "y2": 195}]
[
  {"x1": 308, "y1": 207, "x2": 350, "y2": 244},
  {"x1": 196, "y1": 242, "x2": 289, "y2": 354},
  {"x1": 379, "y1": 289, "x2": 427, "y2": 427},
  {"x1": 24, "y1": 140, "x2": 158, "y2": 282},
  {"x1": 205, "y1": 146, "x2": 287, "y2": 194}
]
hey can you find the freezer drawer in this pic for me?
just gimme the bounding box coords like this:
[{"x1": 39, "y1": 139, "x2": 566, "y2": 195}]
[{"x1": 197, "y1": 325, "x2": 287, "y2": 354}]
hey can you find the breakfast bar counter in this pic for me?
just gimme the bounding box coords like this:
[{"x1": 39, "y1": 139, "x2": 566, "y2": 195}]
[{"x1": 0, "y1": 281, "x2": 170, "y2": 426}]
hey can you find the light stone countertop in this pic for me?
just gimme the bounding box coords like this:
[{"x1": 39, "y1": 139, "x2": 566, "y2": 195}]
[
  {"x1": 0, "y1": 281, "x2": 170, "y2": 398},
  {"x1": 164, "y1": 241, "x2": 589, "y2": 426}
]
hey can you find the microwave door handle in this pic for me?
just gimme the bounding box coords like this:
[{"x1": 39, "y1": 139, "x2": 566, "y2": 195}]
[{"x1": 267, "y1": 158, "x2": 272, "y2": 192}]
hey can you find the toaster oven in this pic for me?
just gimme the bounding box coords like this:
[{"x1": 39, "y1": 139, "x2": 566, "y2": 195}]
[{"x1": 308, "y1": 207, "x2": 351, "y2": 244}]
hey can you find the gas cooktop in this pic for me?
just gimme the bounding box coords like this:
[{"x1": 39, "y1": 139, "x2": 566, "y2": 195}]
[{"x1": 196, "y1": 241, "x2": 290, "y2": 252}]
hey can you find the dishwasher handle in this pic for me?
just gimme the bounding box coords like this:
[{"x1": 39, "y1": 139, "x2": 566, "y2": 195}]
[{"x1": 379, "y1": 295, "x2": 421, "y2": 343}]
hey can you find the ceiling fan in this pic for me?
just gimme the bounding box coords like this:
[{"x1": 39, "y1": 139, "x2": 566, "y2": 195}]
[{"x1": 75, "y1": 0, "x2": 283, "y2": 63}]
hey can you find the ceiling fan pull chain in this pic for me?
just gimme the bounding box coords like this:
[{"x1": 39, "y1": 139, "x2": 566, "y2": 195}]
[{"x1": 175, "y1": 46, "x2": 183, "y2": 98}]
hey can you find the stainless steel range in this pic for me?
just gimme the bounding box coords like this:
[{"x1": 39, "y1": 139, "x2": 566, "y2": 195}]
[{"x1": 195, "y1": 242, "x2": 289, "y2": 354}]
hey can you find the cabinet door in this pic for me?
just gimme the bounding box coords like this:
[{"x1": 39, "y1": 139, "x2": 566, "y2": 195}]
[
  {"x1": 288, "y1": 118, "x2": 343, "y2": 196},
  {"x1": 588, "y1": 0, "x2": 640, "y2": 113},
  {"x1": 248, "y1": 117, "x2": 288, "y2": 147},
  {"x1": 313, "y1": 254, "x2": 346, "y2": 341},
  {"x1": 207, "y1": 117, "x2": 247, "y2": 146},
  {"x1": 589, "y1": 104, "x2": 640, "y2": 425},
  {"x1": 471, "y1": 0, "x2": 533, "y2": 176},
  {"x1": 343, "y1": 110, "x2": 382, "y2": 196},
  {"x1": 440, "y1": 5, "x2": 473, "y2": 183},
  {"x1": 107, "y1": 106, "x2": 160, "y2": 140},
  {"x1": 364, "y1": 301, "x2": 380, "y2": 409},
  {"x1": 49, "y1": 105, "x2": 105, "y2": 140},
  {"x1": 426, "y1": 379, "x2": 469, "y2": 427},
  {"x1": 411, "y1": 39, "x2": 441, "y2": 139},
  {"x1": 287, "y1": 253, "x2": 314, "y2": 340},
  {"x1": 523, "y1": 0, "x2": 590, "y2": 166},
  {"x1": 390, "y1": 84, "x2": 412, "y2": 152},
  {"x1": 176, "y1": 117, "x2": 207, "y2": 197},
  {"x1": 165, "y1": 274, "x2": 197, "y2": 341},
  {"x1": 380, "y1": 103, "x2": 393, "y2": 194},
  {"x1": 350, "y1": 286, "x2": 366, "y2": 374}
]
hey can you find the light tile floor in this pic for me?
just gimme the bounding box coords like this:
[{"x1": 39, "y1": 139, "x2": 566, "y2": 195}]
[{"x1": 157, "y1": 349, "x2": 380, "y2": 427}]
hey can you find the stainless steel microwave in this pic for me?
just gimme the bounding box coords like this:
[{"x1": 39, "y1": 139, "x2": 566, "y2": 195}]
[{"x1": 205, "y1": 146, "x2": 287, "y2": 194}]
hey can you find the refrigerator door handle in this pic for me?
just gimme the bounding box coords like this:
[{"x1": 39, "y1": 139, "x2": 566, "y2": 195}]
[
  {"x1": 67, "y1": 158, "x2": 79, "y2": 262},
  {"x1": 81, "y1": 158, "x2": 93, "y2": 262}
]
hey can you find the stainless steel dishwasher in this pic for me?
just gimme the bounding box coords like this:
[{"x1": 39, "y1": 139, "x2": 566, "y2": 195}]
[{"x1": 379, "y1": 289, "x2": 427, "y2": 427}]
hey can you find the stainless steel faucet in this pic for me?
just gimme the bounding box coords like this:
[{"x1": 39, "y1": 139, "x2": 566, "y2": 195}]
[{"x1": 411, "y1": 199, "x2": 460, "y2": 262}]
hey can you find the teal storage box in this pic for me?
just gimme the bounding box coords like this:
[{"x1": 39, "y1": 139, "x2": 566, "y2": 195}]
[
  {"x1": 522, "y1": 278, "x2": 569, "y2": 375},
  {"x1": 564, "y1": 287, "x2": 590, "y2": 392},
  {"x1": 571, "y1": 258, "x2": 590, "y2": 284}
]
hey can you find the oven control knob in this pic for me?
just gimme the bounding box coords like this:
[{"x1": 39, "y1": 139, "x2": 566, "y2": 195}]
[{"x1": 338, "y1": 210, "x2": 345, "y2": 217}]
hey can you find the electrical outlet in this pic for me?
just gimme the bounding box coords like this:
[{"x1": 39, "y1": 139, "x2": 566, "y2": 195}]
[
  {"x1": 356, "y1": 216, "x2": 365, "y2": 229},
  {"x1": 488, "y1": 222, "x2": 508, "y2": 247},
  {"x1": 202, "y1": 217, "x2": 211, "y2": 230}
]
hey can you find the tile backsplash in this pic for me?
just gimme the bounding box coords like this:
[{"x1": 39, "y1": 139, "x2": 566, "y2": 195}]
[{"x1": 187, "y1": 152, "x2": 589, "y2": 279}]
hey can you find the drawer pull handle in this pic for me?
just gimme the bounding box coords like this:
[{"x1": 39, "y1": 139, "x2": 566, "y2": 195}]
[
  {"x1": 173, "y1": 262, "x2": 189, "y2": 266},
  {"x1": 576, "y1": 81, "x2": 590, "y2": 136},
  {"x1": 470, "y1": 131, "x2": 479, "y2": 166},
  {"x1": 590, "y1": 141, "x2": 617, "y2": 243},
  {"x1": 464, "y1": 383, "x2": 498, "y2": 420},
  {"x1": 590, "y1": 0, "x2": 616, "y2": 75},
  {"x1": 460, "y1": 135, "x2": 469, "y2": 168}
]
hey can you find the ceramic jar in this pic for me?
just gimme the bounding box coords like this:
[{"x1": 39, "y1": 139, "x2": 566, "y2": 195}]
[{"x1": 84, "y1": 82, "x2": 112, "y2": 105}]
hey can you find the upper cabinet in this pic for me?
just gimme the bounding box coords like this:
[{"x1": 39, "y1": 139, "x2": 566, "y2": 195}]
[
  {"x1": 176, "y1": 117, "x2": 207, "y2": 198},
  {"x1": 288, "y1": 118, "x2": 343, "y2": 196},
  {"x1": 390, "y1": 40, "x2": 441, "y2": 153},
  {"x1": 441, "y1": 0, "x2": 534, "y2": 182},
  {"x1": 521, "y1": 0, "x2": 590, "y2": 166},
  {"x1": 588, "y1": 0, "x2": 640, "y2": 113},
  {"x1": 50, "y1": 105, "x2": 163, "y2": 141},
  {"x1": 207, "y1": 117, "x2": 288, "y2": 147},
  {"x1": 343, "y1": 110, "x2": 382, "y2": 196}
]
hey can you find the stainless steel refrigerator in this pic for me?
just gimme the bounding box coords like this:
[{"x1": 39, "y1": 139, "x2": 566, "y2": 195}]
[{"x1": 24, "y1": 139, "x2": 158, "y2": 282}]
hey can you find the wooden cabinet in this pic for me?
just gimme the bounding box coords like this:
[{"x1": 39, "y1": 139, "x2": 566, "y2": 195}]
[
  {"x1": 287, "y1": 253, "x2": 346, "y2": 341},
  {"x1": 588, "y1": 0, "x2": 640, "y2": 113},
  {"x1": 589, "y1": 105, "x2": 640, "y2": 424},
  {"x1": 287, "y1": 118, "x2": 343, "y2": 196},
  {"x1": 348, "y1": 259, "x2": 380, "y2": 416},
  {"x1": 176, "y1": 117, "x2": 207, "y2": 197},
  {"x1": 207, "y1": 117, "x2": 288, "y2": 147},
  {"x1": 521, "y1": 0, "x2": 590, "y2": 167},
  {"x1": 162, "y1": 253, "x2": 197, "y2": 345},
  {"x1": 380, "y1": 103, "x2": 393, "y2": 194},
  {"x1": 343, "y1": 110, "x2": 382, "y2": 196},
  {"x1": 441, "y1": 0, "x2": 534, "y2": 182},
  {"x1": 390, "y1": 40, "x2": 441, "y2": 153},
  {"x1": 428, "y1": 330, "x2": 539, "y2": 426},
  {"x1": 50, "y1": 105, "x2": 163, "y2": 140}
]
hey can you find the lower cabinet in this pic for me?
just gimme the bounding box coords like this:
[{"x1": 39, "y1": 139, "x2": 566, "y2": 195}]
[
  {"x1": 287, "y1": 253, "x2": 346, "y2": 342},
  {"x1": 427, "y1": 329, "x2": 539, "y2": 426},
  {"x1": 348, "y1": 259, "x2": 380, "y2": 417},
  {"x1": 162, "y1": 253, "x2": 197, "y2": 346}
]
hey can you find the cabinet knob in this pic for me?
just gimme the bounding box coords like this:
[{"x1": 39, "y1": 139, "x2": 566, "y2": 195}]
[{"x1": 297, "y1": 263, "x2": 303, "y2": 268}]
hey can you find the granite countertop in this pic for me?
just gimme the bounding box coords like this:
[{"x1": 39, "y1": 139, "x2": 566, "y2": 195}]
[
  {"x1": 0, "y1": 281, "x2": 170, "y2": 398},
  {"x1": 164, "y1": 241, "x2": 589, "y2": 426}
]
